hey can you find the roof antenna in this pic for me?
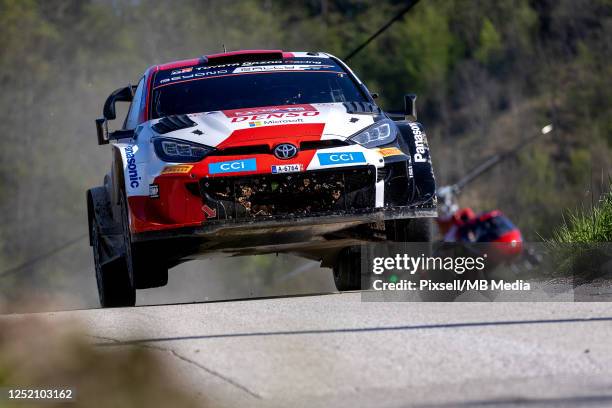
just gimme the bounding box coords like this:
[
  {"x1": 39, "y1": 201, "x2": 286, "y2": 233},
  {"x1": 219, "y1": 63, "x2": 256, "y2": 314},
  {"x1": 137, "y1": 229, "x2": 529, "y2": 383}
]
[{"x1": 222, "y1": 44, "x2": 227, "y2": 53}]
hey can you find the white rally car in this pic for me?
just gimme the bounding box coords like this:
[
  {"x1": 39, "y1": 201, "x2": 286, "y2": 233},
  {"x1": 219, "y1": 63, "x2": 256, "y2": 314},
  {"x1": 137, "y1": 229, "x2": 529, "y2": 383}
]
[{"x1": 87, "y1": 50, "x2": 436, "y2": 307}]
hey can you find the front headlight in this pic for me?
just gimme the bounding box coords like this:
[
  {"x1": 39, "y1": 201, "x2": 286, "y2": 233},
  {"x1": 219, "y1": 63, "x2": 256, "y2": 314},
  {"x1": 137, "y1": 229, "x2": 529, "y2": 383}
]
[
  {"x1": 153, "y1": 137, "x2": 213, "y2": 162},
  {"x1": 349, "y1": 119, "x2": 397, "y2": 148}
]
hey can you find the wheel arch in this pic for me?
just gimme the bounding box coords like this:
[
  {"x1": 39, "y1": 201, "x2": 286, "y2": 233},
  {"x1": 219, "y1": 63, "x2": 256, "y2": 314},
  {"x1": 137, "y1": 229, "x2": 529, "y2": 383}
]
[
  {"x1": 396, "y1": 121, "x2": 436, "y2": 202},
  {"x1": 111, "y1": 145, "x2": 127, "y2": 207}
]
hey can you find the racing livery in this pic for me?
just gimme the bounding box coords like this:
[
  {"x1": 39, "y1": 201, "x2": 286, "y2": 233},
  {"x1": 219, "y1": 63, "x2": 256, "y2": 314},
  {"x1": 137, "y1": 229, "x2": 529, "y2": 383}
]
[{"x1": 87, "y1": 50, "x2": 436, "y2": 307}]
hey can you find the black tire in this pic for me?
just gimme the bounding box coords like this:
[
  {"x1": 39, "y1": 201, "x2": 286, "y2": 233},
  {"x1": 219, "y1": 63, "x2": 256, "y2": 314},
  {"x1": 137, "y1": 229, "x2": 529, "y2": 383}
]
[
  {"x1": 332, "y1": 247, "x2": 361, "y2": 291},
  {"x1": 386, "y1": 218, "x2": 432, "y2": 242},
  {"x1": 92, "y1": 218, "x2": 136, "y2": 308},
  {"x1": 119, "y1": 193, "x2": 168, "y2": 290}
]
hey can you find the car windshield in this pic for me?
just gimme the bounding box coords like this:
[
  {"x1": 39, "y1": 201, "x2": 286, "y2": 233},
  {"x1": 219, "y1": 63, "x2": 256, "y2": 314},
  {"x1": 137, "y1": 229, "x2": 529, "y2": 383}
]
[{"x1": 150, "y1": 58, "x2": 368, "y2": 118}]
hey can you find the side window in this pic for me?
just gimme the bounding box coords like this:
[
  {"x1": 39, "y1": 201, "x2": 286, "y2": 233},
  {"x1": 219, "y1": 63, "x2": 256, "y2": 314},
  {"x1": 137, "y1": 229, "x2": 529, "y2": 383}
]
[{"x1": 124, "y1": 77, "x2": 145, "y2": 129}]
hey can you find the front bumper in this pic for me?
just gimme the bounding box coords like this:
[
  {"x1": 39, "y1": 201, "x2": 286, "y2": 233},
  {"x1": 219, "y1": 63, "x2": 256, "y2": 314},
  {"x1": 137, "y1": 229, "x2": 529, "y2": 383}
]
[{"x1": 128, "y1": 148, "x2": 433, "y2": 235}]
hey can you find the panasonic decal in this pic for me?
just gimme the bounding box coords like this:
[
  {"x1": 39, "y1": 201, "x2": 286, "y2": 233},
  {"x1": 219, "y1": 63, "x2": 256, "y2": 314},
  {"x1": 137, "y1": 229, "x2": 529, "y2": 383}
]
[
  {"x1": 125, "y1": 145, "x2": 141, "y2": 188},
  {"x1": 409, "y1": 123, "x2": 427, "y2": 163}
]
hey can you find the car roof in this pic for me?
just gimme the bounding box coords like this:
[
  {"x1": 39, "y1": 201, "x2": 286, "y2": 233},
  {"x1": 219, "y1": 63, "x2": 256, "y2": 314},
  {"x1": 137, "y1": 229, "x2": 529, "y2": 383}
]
[{"x1": 150, "y1": 50, "x2": 331, "y2": 73}]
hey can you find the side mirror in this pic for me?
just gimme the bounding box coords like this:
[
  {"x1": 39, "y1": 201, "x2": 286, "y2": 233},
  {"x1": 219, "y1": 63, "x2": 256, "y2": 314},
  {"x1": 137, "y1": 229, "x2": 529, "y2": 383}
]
[
  {"x1": 102, "y1": 86, "x2": 135, "y2": 120},
  {"x1": 95, "y1": 117, "x2": 135, "y2": 145},
  {"x1": 404, "y1": 93, "x2": 417, "y2": 122},
  {"x1": 370, "y1": 92, "x2": 379, "y2": 100},
  {"x1": 98, "y1": 85, "x2": 137, "y2": 145},
  {"x1": 96, "y1": 118, "x2": 108, "y2": 145}
]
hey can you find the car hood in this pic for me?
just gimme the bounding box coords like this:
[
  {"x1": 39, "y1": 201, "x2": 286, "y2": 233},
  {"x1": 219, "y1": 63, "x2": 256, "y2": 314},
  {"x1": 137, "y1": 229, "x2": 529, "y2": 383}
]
[{"x1": 147, "y1": 103, "x2": 380, "y2": 148}]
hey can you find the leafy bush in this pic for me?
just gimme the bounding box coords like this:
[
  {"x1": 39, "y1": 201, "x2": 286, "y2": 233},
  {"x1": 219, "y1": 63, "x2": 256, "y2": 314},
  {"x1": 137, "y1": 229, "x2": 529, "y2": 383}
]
[
  {"x1": 548, "y1": 185, "x2": 612, "y2": 279},
  {"x1": 553, "y1": 187, "x2": 612, "y2": 243}
]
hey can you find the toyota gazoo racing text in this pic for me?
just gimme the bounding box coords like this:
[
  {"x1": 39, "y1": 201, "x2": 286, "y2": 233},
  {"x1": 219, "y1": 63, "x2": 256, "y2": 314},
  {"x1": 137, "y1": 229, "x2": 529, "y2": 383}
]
[{"x1": 87, "y1": 50, "x2": 437, "y2": 307}]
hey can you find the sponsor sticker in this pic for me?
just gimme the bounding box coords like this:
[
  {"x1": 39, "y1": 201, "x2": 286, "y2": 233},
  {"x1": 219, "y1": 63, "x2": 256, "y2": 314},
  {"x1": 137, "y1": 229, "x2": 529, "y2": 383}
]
[
  {"x1": 223, "y1": 104, "x2": 317, "y2": 118},
  {"x1": 125, "y1": 145, "x2": 141, "y2": 189},
  {"x1": 160, "y1": 164, "x2": 194, "y2": 175},
  {"x1": 248, "y1": 118, "x2": 304, "y2": 127},
  {"x1": 409, "y1": 123, "x2": 427, "y2": 163},
  {"x1": 149, "y1": 184, "x2": 159, "y2": 198},
  {"x1": 271, "y1": 164, "x2": 303, "y2": 174},
  {"x1": 234, "y1": 65, "x2": 335, "y2": 73},
  {"x1": 154, "y1": 57, "x2": 344, "y2": 88},
  {"x1": 209, "y1": 158, "x2": 257, "y2": 174},
  {"x1": 202, "y1": 205, "x2": 217, "y2": 218},
  {"x1": 317, "y1": 152, "x2": 366, "y2": 166},
  {"x1": 171, "y1": 67, "x2": 193, "y2": 75},
  {"x1": 157, "y1": 69, "x2": 229, "y2": 86},
  {"x1": 231, "y1": 111, "x2": 319, "y2": 122},
  {"x1": 378, "y1": 147, "x2": 405, "y2": 158}
]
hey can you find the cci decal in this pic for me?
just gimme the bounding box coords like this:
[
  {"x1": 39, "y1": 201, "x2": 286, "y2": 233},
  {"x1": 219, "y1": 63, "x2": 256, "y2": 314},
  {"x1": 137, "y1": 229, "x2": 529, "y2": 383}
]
[
  {"x1": 317, "y1": 152, "x2": 366, "y2": 166},
  {"x1": 209, "y1": 158, "x2": 257, "y2": 174},
  {"x1": 125, "y1": 145, "x2": 141, "y2": 188},
  {"x1": 161, "y1": 165, "x2": 193, "y2": 175}
]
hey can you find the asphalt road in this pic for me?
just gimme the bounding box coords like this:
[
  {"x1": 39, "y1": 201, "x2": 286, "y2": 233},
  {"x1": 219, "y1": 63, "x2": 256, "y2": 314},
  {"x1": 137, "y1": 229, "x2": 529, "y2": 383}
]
[{"x1": 16, "y1": 293, "x2": 612, "y2": 407}]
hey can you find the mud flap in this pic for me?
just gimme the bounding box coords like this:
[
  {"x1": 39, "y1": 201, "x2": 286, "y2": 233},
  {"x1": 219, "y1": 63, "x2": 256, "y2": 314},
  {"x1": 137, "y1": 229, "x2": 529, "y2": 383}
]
[{"x1": 87, "y1": 186, "x2": 123, "y2": 259}]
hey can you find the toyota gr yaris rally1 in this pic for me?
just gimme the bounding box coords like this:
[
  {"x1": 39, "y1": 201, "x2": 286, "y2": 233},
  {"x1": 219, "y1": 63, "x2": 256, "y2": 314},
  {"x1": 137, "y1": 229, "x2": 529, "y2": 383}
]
[{"x1": 87, "y1": 50, "x2": 436, "y2": 307}]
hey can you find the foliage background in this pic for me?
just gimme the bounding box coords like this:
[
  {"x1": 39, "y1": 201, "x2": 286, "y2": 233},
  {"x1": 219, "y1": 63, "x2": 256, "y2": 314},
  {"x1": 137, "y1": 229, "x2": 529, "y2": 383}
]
[{"x1": 0, "y1": 0, "x2": 610, "y2": 309}]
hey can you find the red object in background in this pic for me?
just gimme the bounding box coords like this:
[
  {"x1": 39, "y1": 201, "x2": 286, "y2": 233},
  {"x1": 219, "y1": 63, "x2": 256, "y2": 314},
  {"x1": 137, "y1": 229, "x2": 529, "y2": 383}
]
[
  {"x1": 437, "y1": 207, "x2": 476, "y2": 238},
  {"x1": 438, "y1": 208, "x2": 521, "y2": 242},
  {"x1": 438, "y1": 208, "x2": 524, "y2": 261}
]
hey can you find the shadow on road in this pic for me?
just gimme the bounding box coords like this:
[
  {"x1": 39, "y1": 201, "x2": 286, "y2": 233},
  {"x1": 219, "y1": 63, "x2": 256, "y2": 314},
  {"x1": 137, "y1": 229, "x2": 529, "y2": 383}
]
[
  {"x1": 97, "y1": 316, "x2": 612, "y2": 347},
  {"x1": 417, "y1": 394, "x2": 612, "y2": 407}
]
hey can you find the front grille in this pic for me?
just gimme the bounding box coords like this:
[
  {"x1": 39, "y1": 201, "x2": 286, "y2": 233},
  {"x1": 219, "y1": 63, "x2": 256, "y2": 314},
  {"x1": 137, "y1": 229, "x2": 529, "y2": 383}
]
[{"x1": 199, "y1": 166, "x2": 376, "y2": 220}]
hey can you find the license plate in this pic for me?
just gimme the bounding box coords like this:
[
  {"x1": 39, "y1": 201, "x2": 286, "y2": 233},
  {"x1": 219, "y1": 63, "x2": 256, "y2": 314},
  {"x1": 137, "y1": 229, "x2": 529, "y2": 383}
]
[{"x1": 271, "y1": 164, "x2": 303, "y2": 174}]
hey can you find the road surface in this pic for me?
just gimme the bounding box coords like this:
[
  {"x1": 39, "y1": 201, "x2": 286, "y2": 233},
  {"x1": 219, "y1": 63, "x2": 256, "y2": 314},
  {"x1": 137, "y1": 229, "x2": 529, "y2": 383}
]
[{"x1": 10, "y1": 293, "x2": 612, "y2": 407}]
